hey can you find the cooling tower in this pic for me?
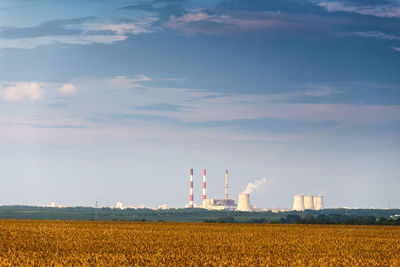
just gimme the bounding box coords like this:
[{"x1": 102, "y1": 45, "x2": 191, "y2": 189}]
[
  {"x1": 304, "y1": 195, "x2": 314, "y2": 210},
  {"x1": 292, "y1": 195, "x2": 305, "y2": 211},
  {"x1": 313, "y1": 195, "x2": 324, "y2": 210},
  {"x1": 237, "y1": 193, "x2": 252, "y2": 211}
]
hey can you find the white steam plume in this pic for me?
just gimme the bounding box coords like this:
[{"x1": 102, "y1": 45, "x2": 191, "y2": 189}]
[{"x1": 242, "y1": 177, "x2": 268, "y2": 194}]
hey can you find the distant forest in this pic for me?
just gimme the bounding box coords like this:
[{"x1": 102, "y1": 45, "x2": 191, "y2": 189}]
[{"x1": 0, "y1": 206, "x2": 399, "y2": 225}]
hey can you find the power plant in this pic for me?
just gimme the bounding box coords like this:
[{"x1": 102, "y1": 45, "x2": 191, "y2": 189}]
[
  {"x1": 185, "y1": 169, "x2": 324, "y2": 211},
  {"x1": 292, "y1": 195, "x2": 324, "y2": 211},
  {"x1": 186, "y1": 169, "x2": 236, "y2": 210}
]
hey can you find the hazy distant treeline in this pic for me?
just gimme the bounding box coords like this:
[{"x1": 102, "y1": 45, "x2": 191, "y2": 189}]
[
  {"x1": 0, "y1": 206, "x2": 399, "y2": 225},
  {"x1": 281, "y1": 214, "x2": 400, "y2": 226}
]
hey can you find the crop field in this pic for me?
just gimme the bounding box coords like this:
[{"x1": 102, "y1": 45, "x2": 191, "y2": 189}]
[{"x1": 0, "y1": 220, "x2": 399, "y2": 266}]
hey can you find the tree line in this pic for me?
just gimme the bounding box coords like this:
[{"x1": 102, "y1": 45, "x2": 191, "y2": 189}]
[{"x1": 282, "y1": 214, "x2": 400, "y2": 226}]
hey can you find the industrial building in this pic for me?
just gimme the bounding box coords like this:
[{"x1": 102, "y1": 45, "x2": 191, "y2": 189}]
[
  {"x1": 292, "y1": 195, "x2": 324, "y2": 211},
  {"x1": 186, "y1": 169, "x2": 236, "y2": 210},
  {"x1": 203, "y1": 198, "x2": 236, "y2": 210}
]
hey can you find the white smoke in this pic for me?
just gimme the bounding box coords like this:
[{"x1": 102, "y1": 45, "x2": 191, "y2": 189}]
[{"x1": 242, "y1": 177, "x2": 268, "y2": 194}]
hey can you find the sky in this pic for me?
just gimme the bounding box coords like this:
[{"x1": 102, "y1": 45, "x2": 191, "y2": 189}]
[{"x1": 0, "y1": 0, "x2": 399, "y2": 209}]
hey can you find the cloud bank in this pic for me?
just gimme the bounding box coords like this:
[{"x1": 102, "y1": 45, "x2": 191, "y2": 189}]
[
  {"x1": 59, "y1": 84, "x2": 77, "y2": 94},
  {"x1": 163, "y1": 10, "x2": 342, "y2": 35},
  {"x1": 0, "y1": 17, "x2": 159, "y2": 49},
  {"x1": 110, "y1": 75, "x2": 152, "y2": 89},
  {"x1": 319, "y1": 2, "x2": 400, "y2": 18},
  {"x1": 0, "y1": 82, "x2": 44, "y2": 102}
]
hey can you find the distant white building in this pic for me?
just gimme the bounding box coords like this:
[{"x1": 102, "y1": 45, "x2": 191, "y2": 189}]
[
  {"x1": 116, "y1": 201, "x2": 123, "y2": 209},
  {"x1": 44, "y1": 202, "x2": 67, "y2": 208},
  {"x1": 158, "y1": 204, "x2": 168, "y2": 210},
  {"x1": 203, "y1": 198, "x2": 236, "y2": 210}
]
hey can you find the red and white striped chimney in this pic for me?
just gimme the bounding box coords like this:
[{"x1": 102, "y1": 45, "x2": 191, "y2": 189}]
[
  {"x1": 202, "y1": 169, "x2": 206, "y2": 207},
  {"x1": 189, "y1": 168, "x2": 194, "y2": 208}
]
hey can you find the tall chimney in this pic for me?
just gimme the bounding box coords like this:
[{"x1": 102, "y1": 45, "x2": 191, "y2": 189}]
[
  {"x1": 225, "y1": 170, "x2": 228, "y2": 200},
  {"x1": 189, "y1": 168, "x2": 194, "y2": 208},
  {"x1": 202, "y1": 169, "x2": 206, "y2": 208}
]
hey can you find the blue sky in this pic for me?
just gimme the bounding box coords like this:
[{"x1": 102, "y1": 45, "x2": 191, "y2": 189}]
[{"x1": 0, "y1": 0, "x2": 399, "y2": 209}]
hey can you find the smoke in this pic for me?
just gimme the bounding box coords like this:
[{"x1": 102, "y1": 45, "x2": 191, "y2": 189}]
[{"x1": 242, "y1": 177, "x2": 268, "y2": 194}]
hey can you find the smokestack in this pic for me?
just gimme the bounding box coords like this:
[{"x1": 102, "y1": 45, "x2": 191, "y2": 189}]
[
  {"x1": 237, "y1": 193, "x2": 252, "y2": 211},
  {"x1": 189, "y1": 168, "x2": 194, "y2": 208},
  {"x1": 225, "y1": 170, "x2": 228, "y2": 200},
  {"x1": 202, "y1": 169, "x2": 206, "y2": 208}
]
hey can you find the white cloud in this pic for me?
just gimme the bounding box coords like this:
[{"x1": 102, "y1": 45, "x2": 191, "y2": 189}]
[
  {"x1": 0, "y1": 35, "x2": 128, "y2": 49},
  {"x1": 165, "y1": 11, "x2": 288, "y2": 33},
  {"x1": 100, "y1": 23, "x2": 150, "y2": 34},
  {"x1": 1, "y1": 78, "x2": 397, "y2": 149},
  {"x1": 298, "y1": 85, "x2": 339, "y2": 97},
  {"x1": 59, "y1": 83, "x2": 77, "y2": 94},
  {"x1": 88, "y1": 79, "x2": 397, "y2": 124},
  {"x1": 393, "y1": 47, "x2": 400, "y2": 52},
  {"x1": 110, "y1": 75, "x2": 151, "y2": 89},
  {"x1": 172, "y1": 99, "x2": 400, "y2": 124},
  {"x1": 164, "y1": 78, "x2": 187, "y2": 81},
  {"x1": 116, "y1": 84, "x2": 395, "y2": 124},
  {"x1": 319, "y1": 2, "x2": 400, "y2": 18},
  {"x1": 54, "y1": 77, "x2": 400, "y2": 125},
  {"x1": 352, "y1": 31, "x2": 400, "y2": 41},
  {"x1": 132, "y1": 75, "x2": 152, "y2": 82},
  {"x1": 255, "y1": 85, "x2": 340, "y2": 101},
  {"x1": 0, "y1": 18, "x2": 158, "y2": 49},
  {"x1": 164, "y1": 11, "x2": 341, "y2": 35},
  {"x1": 84, "y1": 18, "x2": 158, "y2": 35},
  {"x1": 0, "y1": 82, "x2": 44, "y2": 102}
]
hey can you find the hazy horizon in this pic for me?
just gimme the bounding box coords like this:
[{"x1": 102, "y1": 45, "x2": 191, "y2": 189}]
[{"x1": 1, "y1": 0, "x2": 399, "y2": 209}]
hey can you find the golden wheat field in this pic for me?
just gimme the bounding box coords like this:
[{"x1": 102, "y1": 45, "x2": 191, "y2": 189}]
[{"x1": 0, "y1": 220, "x2": 399, "y2": 266}]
